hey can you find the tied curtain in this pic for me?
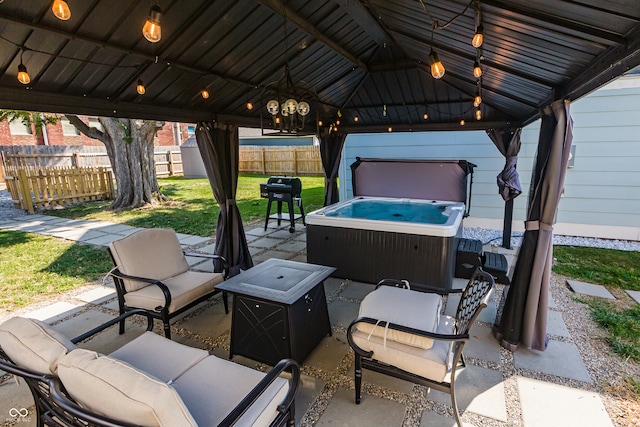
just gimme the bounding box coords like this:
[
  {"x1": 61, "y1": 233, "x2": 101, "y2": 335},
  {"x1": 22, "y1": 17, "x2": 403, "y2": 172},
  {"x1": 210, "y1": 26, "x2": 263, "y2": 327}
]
[
  {"x1": 319, "y1": 131, "x2": 347, "y2": 206},
  {"x1": 497, "y1": 100, "x2": 573, "y2": 351},
  {"x1": 487, "y1": 127, "x2": 523, "y2": 249},
  {"x1": 195, "y1": 123, "x2": 253, "y2": 277}
]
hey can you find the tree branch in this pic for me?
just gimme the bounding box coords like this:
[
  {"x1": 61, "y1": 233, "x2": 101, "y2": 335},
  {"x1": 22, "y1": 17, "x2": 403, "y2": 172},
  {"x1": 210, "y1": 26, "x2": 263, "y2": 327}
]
[{"x1": 65, "y1": 115, "x2": 106, "y2": 143}]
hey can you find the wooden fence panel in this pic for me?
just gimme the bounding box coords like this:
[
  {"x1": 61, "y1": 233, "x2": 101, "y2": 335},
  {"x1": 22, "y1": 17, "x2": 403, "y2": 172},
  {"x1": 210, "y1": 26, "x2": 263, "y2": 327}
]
[
  {"x1": 4, "y1": 166, "x2": 114, "y2": 213},
  {"x1": 238, "y1": 145, "x2": 322, "y2": 176}
]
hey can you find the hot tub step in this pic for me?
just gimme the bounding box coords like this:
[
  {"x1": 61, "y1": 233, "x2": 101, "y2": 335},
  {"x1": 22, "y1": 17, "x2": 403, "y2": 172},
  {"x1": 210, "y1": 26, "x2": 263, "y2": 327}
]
[
  {"x1": 455, "y1": 238, "x2": 483, "y2": 279},
  {"x1": 483, "y1": 252, "x2": 510, "y2": 285}
]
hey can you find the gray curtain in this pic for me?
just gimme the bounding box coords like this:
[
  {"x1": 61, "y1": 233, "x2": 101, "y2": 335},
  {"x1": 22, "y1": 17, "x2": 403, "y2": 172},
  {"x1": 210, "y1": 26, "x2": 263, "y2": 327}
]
[
  {"x1": 487, "y1": 128, "x2": 523, "y2": 201},
  {"x1": 496, "y1": 100, "x2": 573, "y2": 351},
  {"x1": 319, "y1": 131, "x2": 347, "y2": 206},
  {"x1": 195, "y1": 122, "x2": 253, "y2": 276}
]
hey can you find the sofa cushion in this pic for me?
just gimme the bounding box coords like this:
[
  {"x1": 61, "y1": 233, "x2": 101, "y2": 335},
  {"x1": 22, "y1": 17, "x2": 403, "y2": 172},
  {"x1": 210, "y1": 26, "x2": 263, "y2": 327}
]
[
  {"x1": 109, "y1": 228, "x2": 190, "y2": 292},
  {"x1": 172, "y1": 355, "x2": 289, "y2": 427},
  {"x1": 352, "y1": 314, "x2": 456, "y2": 382},
  {"x1": 124, "y1": 271, "x2": 223, "y2": 313},
  {"x1": 109, "y1": 331, "x2": 208, "y2": 383},
  {"x1": 356, "y1": 286, "x2": 443, "y2": 350},
  {"x1": 0, "y1": 317, "x2": 75, "y2": 375},
  {"x1": 57, "y1": 349, "x2": 196, "y2": 427}
]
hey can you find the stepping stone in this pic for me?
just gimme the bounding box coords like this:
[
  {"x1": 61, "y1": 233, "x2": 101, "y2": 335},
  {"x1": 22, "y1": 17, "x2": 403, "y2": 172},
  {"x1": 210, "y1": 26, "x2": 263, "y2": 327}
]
[
  {"x1": 517, "y1": 377, "x2": 613, "y2": 427},
  {"x1": 83, "y1": 234, "x2": 122, "y2": 246},
  {"x1": 465, "y1": 324, "x2": 502, "y2": 364},
  {"x1": 305, "y1": 333, "x2": 350, "y2": 372},
  {"x1": 245, "y1": 227, "x2": 273, "y2": 237},
  {"x1": 514, "y1": 339, "x2": 591, "y2": 383},
  {"x1": 197, "y1": 243, "x2": 217, "y2": 254},
  {"x1": 24, "y1": 301, "x2": 82, "y2": 323},
  {"x1": 316, "y1": 387, "x2": 405, "y2": 426},
  {"x1": 328, "y1": 300, "x2": 359, "y2": 328},
  {"x1": 294, "y1": 375, "x2": 326, "y2": 425},
  {"x1": 76, "y1": 287, "x2": 116, "y2": 304},
  {"x1": 626, "y1": 290, "x2": 640, "y2": 304},
  {"x1": 566, "y1": 279, "x2": 615, "y2": 299},
  {"x1": 178, "y1": 235, "x2": 211, "y2": 246},
  {"x1": 546, "y1": 310, "x2": 570, "y2": 338},
  {"x1": 340, "y1": 281, "x2": 374, "y2": 300},
  {"x1": 250, "y1": 237, "x2": 281, "y2": 249},
  {"x1": 276, "y1": 240, "x2": 307, "y2": 253}
]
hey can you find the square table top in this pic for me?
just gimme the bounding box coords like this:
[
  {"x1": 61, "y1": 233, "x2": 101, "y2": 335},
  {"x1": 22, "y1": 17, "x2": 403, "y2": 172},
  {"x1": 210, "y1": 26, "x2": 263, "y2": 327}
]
[{"x1": 216, "y1": 259, "x2": 336, "y2": 304}]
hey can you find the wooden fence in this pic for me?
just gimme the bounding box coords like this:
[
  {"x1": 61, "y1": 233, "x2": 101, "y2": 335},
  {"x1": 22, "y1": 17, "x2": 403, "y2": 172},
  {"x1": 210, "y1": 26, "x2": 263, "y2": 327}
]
[
  {"x1": 239, "y1": 146, "x2": 323, "y2": 175},
  {"x1": 4, "y1": 166, "x2": 114, "y2": 214}
]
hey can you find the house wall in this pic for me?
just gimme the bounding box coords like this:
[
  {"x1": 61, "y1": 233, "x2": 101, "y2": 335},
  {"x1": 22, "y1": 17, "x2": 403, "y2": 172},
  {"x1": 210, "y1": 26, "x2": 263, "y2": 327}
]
[{"x1": 338, "y1": 75, "x2": 640, "y2": 241}]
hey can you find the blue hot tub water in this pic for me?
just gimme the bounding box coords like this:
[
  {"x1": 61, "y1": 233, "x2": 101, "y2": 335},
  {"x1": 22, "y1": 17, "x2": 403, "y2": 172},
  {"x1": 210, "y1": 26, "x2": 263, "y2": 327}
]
[{"x1": 324, "y1": 199, "x2": 449, "y2": 224}]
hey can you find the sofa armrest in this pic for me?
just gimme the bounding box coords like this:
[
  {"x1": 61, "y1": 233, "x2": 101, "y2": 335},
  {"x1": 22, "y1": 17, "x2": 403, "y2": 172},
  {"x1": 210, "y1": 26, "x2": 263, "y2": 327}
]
[
  {"x1": 70, "y1": 310, "x2": 154, "y2": 344},
  {"x1": 183, "y1": 252, "x2": 230, "y2": 278},
  {"x1": 218, "y1": 358, "x2": 300, "y2": 427},
  {"x1": 109, "y1": 269, "x2": 173, "y2": 311}
]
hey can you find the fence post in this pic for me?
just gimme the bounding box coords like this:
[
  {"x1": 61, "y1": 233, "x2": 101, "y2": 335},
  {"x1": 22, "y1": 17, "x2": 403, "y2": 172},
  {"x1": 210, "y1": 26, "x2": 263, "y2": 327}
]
[
  {"x1": 293, "y1": 148, "x2": 298, "y2": 175},
  {"x1": 167, "y1": 150, "x2": 173, "y2": 176},
  {"x1": 72, "y1": 152, "x2": 80, "y2": 167},
  {"x1": 261, "y1": 148, "x2": 266, "y2": 175},
  {"x1": 18, "y1": 169, "x2": 34, "y2": 214}
]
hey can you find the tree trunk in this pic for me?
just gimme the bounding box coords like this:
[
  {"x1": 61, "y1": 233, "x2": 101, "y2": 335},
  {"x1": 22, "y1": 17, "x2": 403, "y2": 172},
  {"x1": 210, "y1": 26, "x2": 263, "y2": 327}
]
[{"x1": 65, "y1": 116, "x2": 166, "y2": 210}]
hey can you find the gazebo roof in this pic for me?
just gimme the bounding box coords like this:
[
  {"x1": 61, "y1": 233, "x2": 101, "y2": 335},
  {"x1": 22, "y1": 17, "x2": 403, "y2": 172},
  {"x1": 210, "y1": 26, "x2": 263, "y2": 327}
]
[{"x1": 1, "y1": 0, "x2": 639, "y2": 132}]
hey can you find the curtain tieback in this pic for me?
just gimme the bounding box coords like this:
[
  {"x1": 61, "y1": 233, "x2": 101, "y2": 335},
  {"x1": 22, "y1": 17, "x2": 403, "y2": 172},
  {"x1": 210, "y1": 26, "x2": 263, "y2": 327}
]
[
  {"x1": 225, "y1": 199, "x2": 236, "y2": 208},
  {"x1": 525, "y1": 220, "x2": 553, "y2": 231}
]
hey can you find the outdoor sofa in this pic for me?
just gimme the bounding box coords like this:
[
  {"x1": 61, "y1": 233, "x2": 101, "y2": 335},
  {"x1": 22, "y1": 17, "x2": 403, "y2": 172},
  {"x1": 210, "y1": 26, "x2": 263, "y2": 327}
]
[{"x1": 0, "y1": 310, "x2": 299, "y2": 427}]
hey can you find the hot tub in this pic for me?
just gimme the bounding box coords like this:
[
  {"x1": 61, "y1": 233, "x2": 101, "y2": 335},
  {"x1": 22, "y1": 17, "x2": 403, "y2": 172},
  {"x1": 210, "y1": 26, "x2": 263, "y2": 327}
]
[{"x1": 306, "y1": 197, "x2": 464, "y2": 287}]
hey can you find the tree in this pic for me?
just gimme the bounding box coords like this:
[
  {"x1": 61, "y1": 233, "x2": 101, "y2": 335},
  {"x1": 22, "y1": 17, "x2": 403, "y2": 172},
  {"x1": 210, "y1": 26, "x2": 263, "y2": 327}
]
[{"x1": 0, "y1": 110, "x2": 166, "y2": 210}]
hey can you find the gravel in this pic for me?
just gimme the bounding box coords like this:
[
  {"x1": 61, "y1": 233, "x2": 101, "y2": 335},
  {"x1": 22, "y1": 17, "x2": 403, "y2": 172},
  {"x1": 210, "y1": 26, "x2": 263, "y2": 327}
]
[{"x1": 0, "y1": 188, "x2": 27, "y2": 221}]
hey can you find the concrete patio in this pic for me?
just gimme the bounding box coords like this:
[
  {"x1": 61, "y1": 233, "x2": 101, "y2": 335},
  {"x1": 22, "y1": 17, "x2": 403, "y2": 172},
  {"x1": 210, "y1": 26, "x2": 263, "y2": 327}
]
[{"x1": 0, "y1": 215, "x2": 618, "y2": 426}]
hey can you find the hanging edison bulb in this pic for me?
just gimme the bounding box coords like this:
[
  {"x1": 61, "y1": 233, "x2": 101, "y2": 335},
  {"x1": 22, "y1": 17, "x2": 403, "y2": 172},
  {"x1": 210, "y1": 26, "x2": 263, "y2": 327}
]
[
  {"x1": 142, "y1": 5, "x2": 162, "y2": 43},
  {"x1": 472, "y1": 24, "x2": 484, "y2": 48},
  {"x1": 429, "y1": 49, "x2": 445, "y2": 79},
  {"x1": 318, "y1": 120, "x2": 323, "y2": 127},
  {"x1": 266, "y1": 99, "x2": 279, "y2": 115},
  {"x1": 473, "y1": 61, "x2": 482, "y2": 78},
  {"x1": 388, "y1": 126, "x2": 393, "y2": 132},
  {"x1": 354, "y1": 116, "x2": 359, "y2": 122},
  {"x1": 297, "y1": 101, "x2": 310, "y2": 116},
  {"x1": 52, "y1": 0, "x2": 71, "y2": 20},
  {"x1": 201, "y1": 88, "x2": 210, "y2": 99},
  {"x1": 460, "y1": 119, "x2": 466, "y2": 126},
  {"x1": 475, "y1": 108, "x2": 482, "y2": 120},
  {"x1": 246, "y1": 101, "x2": 253, "y2": 110},
  {"x1": 136, "y1": 80, "x2": 146, "y2": 95},
  {"x1": 423, "y1": 112, "x2": 429, "y2": 120},
  {"x1": 17, "y1": 63, "x2": 30, "y2": 85},
  {"x1": 284, "y1": 98, "x2": 298, "y2": 115}
]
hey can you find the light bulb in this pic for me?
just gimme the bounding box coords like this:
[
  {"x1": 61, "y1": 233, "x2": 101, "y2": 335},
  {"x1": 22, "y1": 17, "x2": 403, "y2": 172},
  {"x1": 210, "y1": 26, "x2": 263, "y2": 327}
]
[
  {"x1": 318, "y1": 120, "x2": 323, "y2": 127},
  {"x1": 473, "y1": 61, "x2": 482, "y2": 78},
  {"x1": 246, "y1": 101, "x2": 253, "y2": 110},
  {"x1": 472, "y1": 25, "x2": 484, "y2": 48},
  {"x1": 475, "y1": 108, "x2": 482, "y2": 120},
  {"x1": 17, "y1": 63, "x2": 30, "y2": 85},
  {"x1": 474, "y1": 94, "x2": 482, "y2": 107},
  {"x1": 275, "y1": 116, "x2": 281, "y2": 124},
  {"x1": 429, "y1": 50, "x2": 445, "y2": 79},
  {"x1": 336, "y1": 120, "x2": 341, "y2": 126},
  {"x1": 297, "y1": 101, "x2": 310, "y2": 116},
  {"x1": 354, "y1": 116, "x2": 359, "y2": 122},
  {"x1": 266, "y1": 99, "x2": 279, "y2": 115},
  {"x1": 136, "y1": 80, "x2": 145, "y2": 95},
  {"x1": 423, "y1": 112, "x2": 428, "y2": 120},
  {"x1": 201, "y1": 89, "x2": 209, "y2": 99},
  {"x1": 142, "y1": 5, "x2": 162, "y2": 43},
  {"x1": 460, "y1": 119, "x2": 465, "y2": 126},
  {"x1": 52, "y1": 0, "x2": 71, "y2": 20},
  {"x1": 284, "y1": 98, "x2": 298, "y2": 115},
  {"x1": 388, "y1": 126, "x2": 392, "y2": 132}
]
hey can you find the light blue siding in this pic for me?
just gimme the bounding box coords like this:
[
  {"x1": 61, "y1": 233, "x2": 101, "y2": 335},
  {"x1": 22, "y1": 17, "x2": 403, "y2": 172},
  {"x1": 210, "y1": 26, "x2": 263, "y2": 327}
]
[{"x1": 338, "y1": 77, "x2": 640, "y2": 231}]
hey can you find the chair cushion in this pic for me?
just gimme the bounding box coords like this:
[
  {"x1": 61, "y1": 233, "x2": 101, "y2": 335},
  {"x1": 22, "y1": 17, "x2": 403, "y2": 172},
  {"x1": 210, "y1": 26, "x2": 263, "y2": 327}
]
[
  {"x1": 0, "y1": 317, "x2": 75, "y2": 375},
  {"x1": 356, "y1": 286, "x2": 443, "y2": 350},
  {"x1": 109, "y1": 331, "x2": 208, "y2": 383},
  {"x1": 57, "y1": 349, "x2": 196, "y2": 427},
  {"x1": 172, "y1": 355, "x2": 289, "y2": 427},
  {"x1": 124, "y1": 271, "x2": 224, "y2": 313},
  {"x1": 109, "y1": 228, "x2": 190, "y2": 292},
  {"x1": 352, "y1": 314, "x2": 456, "y2": 382}
]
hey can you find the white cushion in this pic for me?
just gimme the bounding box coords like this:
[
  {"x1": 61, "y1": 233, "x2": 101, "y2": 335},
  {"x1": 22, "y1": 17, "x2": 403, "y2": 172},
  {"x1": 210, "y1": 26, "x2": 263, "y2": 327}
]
[
  {"x1": 109, "y1": 331, "x2": 208, "y2": 383},
  {"x1": 0, "y1": 317, "x2": 75, "y2": 375},
  {"x1": 57, "y1": 349, "x2": 196, "y2": 427},
  {"x1": 352, "y1": 314, "x2": 456, "y2": 382},
  {"x1": 172, "y1": 355, "x2": 289, "y2": 427},
  {"x1": 109, "y1": 228, "x2": 190, "y2": 292},
  {"x1": 123, "y1": 270, "x2": 223, "y2": 313},
  {"x1": 356, "y1": 286, "x2": 443, "y2": 349}
]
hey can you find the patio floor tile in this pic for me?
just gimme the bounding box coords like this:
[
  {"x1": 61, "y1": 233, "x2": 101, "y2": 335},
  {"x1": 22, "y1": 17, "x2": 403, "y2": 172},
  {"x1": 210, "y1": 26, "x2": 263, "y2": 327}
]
[
  {"x1": 82, "y1": 234, "x2": 121, "y2": 246},
  {"x1": 250, "y1": 237, "x2": 281, "y2": 249},
  {"x1": 465, "y1": 324, "x2": 502, "y2": 364},
  {"x1": 517, "y1": 377, "x2": 613, "y2": 427},
  {"x1": 276, "y1": 240, "x2": 307, "y2": 253},
  {"x1": 295, "y1": 375, "x2": 326, "y2": 425},
  {"x1": 197, "y1": 243, "x2": 217, "y2": 254},
  {"x1": 0, "y1": 376, "x2": 36, "y2": 424},
  {"x1": 270, "y1": 229, "x2": 297, "y2": 239},
  {"x1": 175, "y1": 302, "x2": 230, "y2": 341},
  {"x1": 252, "y1": 250, "x2": 291, "y2": 263},
  {"x1": 428, "y1": 365, "x2": 507, "y2": 422},
  {"x1": 567, "y1": 279, "x2": 615, "y2": 299},
  {"x1": 51, "y1": 309, "x2": 115, "y2": 338},
  {"x1": 340, "y1": 281, "x2": 375, "y2": 301},
  {"x1": 24, "y1": 301, "x2": 82, "y2": 323},
  {"x1": 323, "y1": 277, "x2": 345, "y2": 297},
  {"x1": 546, "y1": 310, "x2": 570, "y2": 338},
  {"x1": 304, "y1": 333, "x2": 350, "y2": 372},
  {"x1": 245, "y1": 227, "x2": 273, "y2": 237},
  {"x1": 347, "y1": 363, "x2": 415, "y2": 395},
  {"x1": 75, "y1": 286, "x2": 116, "y2": 305},
  {"x1": 420, "y1": 410, "x2": 477, "y2": 427},
  {"x1": 514, "y1": 340, "x2": 591, "y2": 383},
  {"x1": 316, "y1": 387, "x2": 405, "y2": 426},
  {"x1": 328, "y1": 300, "x2": 360, "y2": 328}
]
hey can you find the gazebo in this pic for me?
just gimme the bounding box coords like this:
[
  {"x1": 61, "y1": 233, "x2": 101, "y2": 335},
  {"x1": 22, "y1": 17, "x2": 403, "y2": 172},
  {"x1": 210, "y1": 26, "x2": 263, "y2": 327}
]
[{"x1": 1, "y1": 0, "x2": 639, "y2": 351}]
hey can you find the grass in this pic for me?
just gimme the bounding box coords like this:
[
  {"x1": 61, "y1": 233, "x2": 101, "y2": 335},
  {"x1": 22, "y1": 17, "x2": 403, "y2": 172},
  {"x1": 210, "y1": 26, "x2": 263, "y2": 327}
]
[
  {"x1": 553, "y1": 245, "x2": 640, "y2": 369},
  {"x1": 49, "y1": 175, "x2": 326, "y2": 236},
  {"x1": 0, "y1": 230, "x2": 113, "y2": 312}
]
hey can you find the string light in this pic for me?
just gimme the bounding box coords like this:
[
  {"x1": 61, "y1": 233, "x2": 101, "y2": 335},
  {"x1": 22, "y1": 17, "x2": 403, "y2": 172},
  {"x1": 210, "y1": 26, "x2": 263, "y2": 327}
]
[
  {"x1": 354, "y1": 116, "x2": 359, "y2": 122},
  {"x1": 475, "y1": 108, "x2": 482, "y2": 120},
  {"x1": 429, "y1": 49, "x2": 445, "y2": 79},
  {"x1": 473, "y1": 61, "x2": 482, "y2": 78},
  {"x1": 472, "y1": 24, "x2": 483, "y2": 48},
  {"x1": 136, "y1": 79, "x2": 146, "y2": 95},
  {"x1": 318, "y1": 120, "x2": 323, "y2": 127},
  {"x1": 142, "y1": 4, "x2": 162, "y2": 43},
  {"x1": 246, "y1": 101, "x2": 253, "y2": 110},
  {"x1": 388, "y1": 126, "x2": 392, "y2": 132},
  {"x1": 460, "y1": 119, "x2": 465, "y2": 126},
  {"x1": 474, "y1": 87, "x2": 482, "y2": 107},
  {"x1": 17, "y1": 50, "x2": 30, "y2": 85},
  {"x1": 336, "y1": 120, "x2": 340, "y2": 125},
  {"x1": 52, "y1": 0, "x2": 71, "y2": 21},
  {"x1": 201, "y1": 88, "x2": 209, "y2": 99},
  {"x1": 423, "y1": 112, "x2": 429, "y2": 120}
]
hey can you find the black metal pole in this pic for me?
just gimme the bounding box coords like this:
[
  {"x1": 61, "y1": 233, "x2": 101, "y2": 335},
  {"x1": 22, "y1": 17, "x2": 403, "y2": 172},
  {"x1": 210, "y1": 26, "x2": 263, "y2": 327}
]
[{"x1": 502, "y1": 199, "x2": 513, "y2": 249}]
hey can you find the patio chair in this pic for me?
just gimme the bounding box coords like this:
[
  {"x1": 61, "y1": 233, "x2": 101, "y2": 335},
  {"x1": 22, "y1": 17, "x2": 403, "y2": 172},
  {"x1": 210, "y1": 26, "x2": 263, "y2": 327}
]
[
  {"x1": 108, "y1": 228, "x2": 229, "y2": 339},
  {"x1": 347, "y1": 267, "x2": 494, "y2": 427}
]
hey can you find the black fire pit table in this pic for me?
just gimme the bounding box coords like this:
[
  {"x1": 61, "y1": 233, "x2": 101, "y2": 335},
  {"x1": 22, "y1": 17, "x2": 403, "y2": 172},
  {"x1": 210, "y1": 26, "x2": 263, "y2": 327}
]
[{"x1": 216, "y1": 259, "x2": 335, "y2": 365}]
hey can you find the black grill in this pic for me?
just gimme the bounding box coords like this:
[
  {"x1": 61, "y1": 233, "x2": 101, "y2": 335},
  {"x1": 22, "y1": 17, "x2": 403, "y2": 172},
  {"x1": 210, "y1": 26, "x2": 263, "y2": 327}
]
[{"x1": 260, "y1": 176, "x2": 305, "y2": 233}]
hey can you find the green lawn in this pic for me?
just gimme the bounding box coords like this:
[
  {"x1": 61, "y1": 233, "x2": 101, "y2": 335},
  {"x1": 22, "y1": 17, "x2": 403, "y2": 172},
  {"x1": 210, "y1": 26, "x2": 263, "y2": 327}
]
[
  {"x1": 0, "y1": 230, "x2": 113, "y2": 312},
  {"x1": 49, "y1": 175, "x2": 326, "y2": 236},
  {"x1": 553, "y1": 245, "x2": 640, "y2": 365}
]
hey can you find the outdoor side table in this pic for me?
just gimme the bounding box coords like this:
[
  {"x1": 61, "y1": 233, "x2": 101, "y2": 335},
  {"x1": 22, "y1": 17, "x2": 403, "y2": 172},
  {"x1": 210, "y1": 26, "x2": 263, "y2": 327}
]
[{"x1": 216, "y1": 259, "x2": 335, "y2": 365}]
